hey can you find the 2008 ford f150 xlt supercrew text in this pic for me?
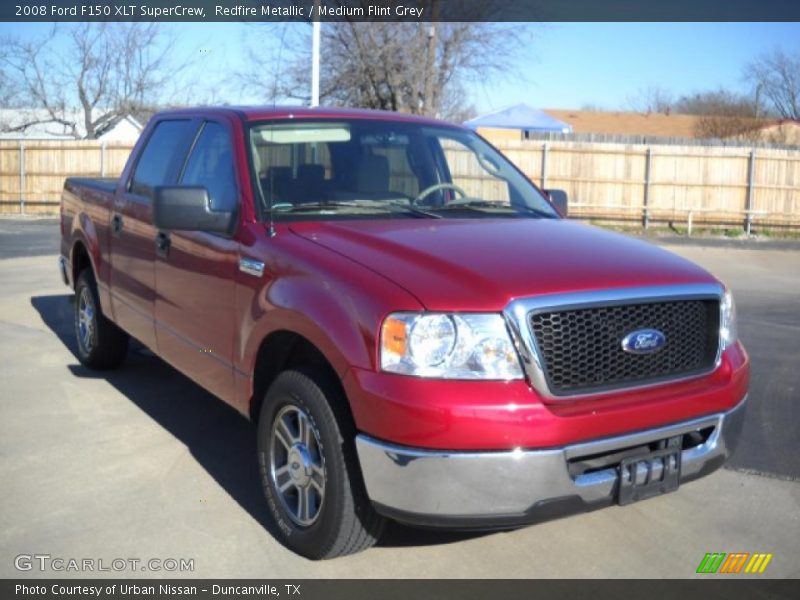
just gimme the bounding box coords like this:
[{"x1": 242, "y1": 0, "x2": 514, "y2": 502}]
[{"x1": 59, "y1": 107, "x2": 748, "y2": 559}]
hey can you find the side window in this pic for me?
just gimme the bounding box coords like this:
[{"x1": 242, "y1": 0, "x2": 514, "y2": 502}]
[
  {"x1": 130, "y1": 120, "x2": 196, "y2": 199},
  {"x1": 180, "y1": 122, "x2": 238, "y2": 212}
]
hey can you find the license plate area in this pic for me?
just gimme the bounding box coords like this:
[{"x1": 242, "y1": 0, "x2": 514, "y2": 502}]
[{"x1": 618, "y1": 435, "x2": 682, "y2": 505}]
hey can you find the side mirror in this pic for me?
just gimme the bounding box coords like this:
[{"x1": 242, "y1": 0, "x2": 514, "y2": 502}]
[
  {"x1": 545, "y1": 189, "x2": 568, "y2": 217},
  {"x1": 153, "y1": 186, "x2": 234, "y2": 234}
]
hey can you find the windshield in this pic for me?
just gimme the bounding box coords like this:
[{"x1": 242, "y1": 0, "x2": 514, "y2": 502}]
[{"x1": 249, "y1": 119, "x2": 558, "y2": 220}]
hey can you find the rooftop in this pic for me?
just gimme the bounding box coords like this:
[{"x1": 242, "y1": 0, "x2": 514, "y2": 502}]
[
  {"x1": 158, "y1": 105, "x2": 461, "y2": 128},
  {"x1": 544, "y1": 109, "x2": 703, "y2": 138}
]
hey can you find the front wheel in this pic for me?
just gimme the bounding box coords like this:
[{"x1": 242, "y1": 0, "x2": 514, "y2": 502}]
[{"x1": 257, "y1": 369, "x2": 385, "y2": 559}]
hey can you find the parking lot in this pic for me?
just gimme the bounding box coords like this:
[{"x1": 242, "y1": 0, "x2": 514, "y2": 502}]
[{"x1": 0, "y1": 218, "x2": 798, "y2": 578}]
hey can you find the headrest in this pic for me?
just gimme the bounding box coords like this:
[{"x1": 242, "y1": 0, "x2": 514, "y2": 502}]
[
  {"x1": 298, "y1": 163, "x2": 325, "y2": 182},
  {"x1": 355, "y1": 154, "x2": 390, "y2": 193},
  {"x1": 265, "y1": 166, "x2": 291, "y2": 181}
]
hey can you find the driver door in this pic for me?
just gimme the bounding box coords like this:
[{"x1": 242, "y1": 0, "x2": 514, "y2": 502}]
[{"x1": 154, "y1": 119, "x2": 239, "y2": 402}]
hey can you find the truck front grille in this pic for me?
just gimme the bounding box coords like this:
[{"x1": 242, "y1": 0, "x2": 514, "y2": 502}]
[{"x1": 529, "y1": 300, "x2": 720, "y2": 396}]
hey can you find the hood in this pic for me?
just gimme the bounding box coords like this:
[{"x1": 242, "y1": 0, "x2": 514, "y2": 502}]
[{"x1": 289, "y1": 219, "x2": 716, "y2": 311}]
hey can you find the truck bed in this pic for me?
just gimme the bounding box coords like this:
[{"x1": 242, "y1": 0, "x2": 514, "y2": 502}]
[{"x1": 65, "y1": 177, "x2": 118, "y2": 194}]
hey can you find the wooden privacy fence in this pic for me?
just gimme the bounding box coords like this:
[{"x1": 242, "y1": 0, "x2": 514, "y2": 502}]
[
  {"x1": 1, "y1": 138, "x2": 799, "y2": 232},
  {"x1": 493, "y1": 140, "x2": 800, "y2": 232},
  {"x1": 0, "y1": 140, "x2": 133, "y2": 214}
]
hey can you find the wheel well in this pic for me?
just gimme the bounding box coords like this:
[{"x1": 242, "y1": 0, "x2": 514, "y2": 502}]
[
  {"x1": 250, "y1": 331, "x2": 347, "y2": 423},
  {"x1": 72, "y1": 241, "x2": 91, "y2": 284}
]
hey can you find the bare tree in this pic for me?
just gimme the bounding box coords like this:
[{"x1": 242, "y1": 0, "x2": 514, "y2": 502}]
[
  {"x1": 673, "y1": 89, "x2": 764, "y2": 141},
  {"x1": 674, "y1": 89, "x2": 760, "y2": 116},
  {"x1": 693, "y1": 113, "x2": 765, "y2": 142},
  {"x1": 237, "y1": 16, "x2": 533, "y2": 120},
  {"x1": 744, "y1": 48, "x2": 800, "y2": 120},
  {"x1": 624, "y1": 85, "x2": 674, "y2": 114},
  {"x1": 235, "y1": 23, "x2": 296, "y2": 106},
  {"x1": 0, "y1": 66, "x2": 20, "y2": 108},
  {"x1": 0, "y1": 23, "x2": 182, "y2": 139}
]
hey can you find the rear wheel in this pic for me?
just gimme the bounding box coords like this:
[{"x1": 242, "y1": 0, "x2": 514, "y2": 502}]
[
  {"x1": 74, "y1": 269, "x2": 128, "y2": 370},
  {"x1": 257, "y1": 368, "x2": 385, "y2": 559}
]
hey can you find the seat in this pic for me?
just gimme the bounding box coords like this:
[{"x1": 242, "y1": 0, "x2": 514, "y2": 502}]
[
  {"x1": 260, "y1": 166, "x2": 293, "y2": 204},
  {"x1": 295, "y1": 164, "x2": 326, "y2": 203},
  {"x1": 355, "y1": 154, "x2": 390, "y2": 195},
  {"x1": 335, "y1": 154, "x2": 403, "y2": 202}
]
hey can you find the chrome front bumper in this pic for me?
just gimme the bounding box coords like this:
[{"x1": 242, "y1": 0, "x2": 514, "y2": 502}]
[{"x1": 356, "y1": 395, "x2": 747, "y2": 528}]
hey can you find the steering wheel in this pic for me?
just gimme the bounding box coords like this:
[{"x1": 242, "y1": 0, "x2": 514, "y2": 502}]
[{"x1": 413, "y1": 182, "x2": 468, "y2": 206}]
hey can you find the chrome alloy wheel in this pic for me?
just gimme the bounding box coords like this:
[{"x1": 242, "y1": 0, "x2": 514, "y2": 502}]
[
  {"x1": 77, "y1": 286, "x2": 96, "y2": 354},
  {"x1": 270, "y1": 405, "x2": 326, "y2": 527}
]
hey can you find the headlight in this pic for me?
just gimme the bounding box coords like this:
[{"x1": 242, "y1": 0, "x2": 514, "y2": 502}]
[
  {"x1": 720, "y1": 289, "x2": 738, "y2": 351},
  {"x1": 380, "y1": 312, "x2": 523, "y2": 380}
]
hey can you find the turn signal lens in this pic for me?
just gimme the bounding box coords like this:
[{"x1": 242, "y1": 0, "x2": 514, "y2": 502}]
[{"x1": 381, "y1": 316, "x2": 408, "y2": 357}]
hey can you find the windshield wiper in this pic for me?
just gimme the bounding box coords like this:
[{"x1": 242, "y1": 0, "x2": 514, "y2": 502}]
[
  {"x1": 273, "y1": 201, "x2": 370, "y2": 212},
  {"x1": 273, "y1": 200, "x2": 441, "y2": 219},
  {"x1": 434, "y1": 199, "x2": 557, "y2": 219},
  {"x1": 385, "y1": 200, "x2": 442, "y2": 219}
]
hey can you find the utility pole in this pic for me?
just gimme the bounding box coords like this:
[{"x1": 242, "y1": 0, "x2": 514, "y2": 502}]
[
  {"x1": 422, "y1": 1, "x2": 439, "y2": 116},
  {"x1": 423, "y1": 24, "x2": 436, "y2": 115},
  {"x1": 311, "y1": 0, "x2": 321, "y2": 107}
]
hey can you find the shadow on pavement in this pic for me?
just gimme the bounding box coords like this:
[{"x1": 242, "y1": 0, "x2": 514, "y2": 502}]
[{"x1": 30, "y1": 293, "x2": 489, "y2": 552}]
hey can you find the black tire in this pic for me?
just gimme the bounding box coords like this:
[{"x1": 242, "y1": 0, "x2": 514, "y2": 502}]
[
  {"x1": 74, "y1": 268, "x2": 128, "y2": 370},
  {"x1": 257, "y1": 368, "x2": 385, "y2": 559}
]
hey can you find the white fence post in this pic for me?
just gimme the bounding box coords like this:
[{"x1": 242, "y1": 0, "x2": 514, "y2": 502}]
[
  {"x1": 19, "y1": 142, "x2": 25, "y2": 214},
  {"x1": 745, "y1": 149, "x2": 755, "y2": 235},
  {"x1": 541, "y1": 142, "x2": 549, "y2": 189},
  {"x1": 642, "y1": 147, "x2": 651, "y2": 229},
  {"x1": 100, "y1": 141, "x2": 107, "y2": 177}
]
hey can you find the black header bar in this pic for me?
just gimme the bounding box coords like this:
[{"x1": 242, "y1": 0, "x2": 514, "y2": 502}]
[
  {"x1": 2, "y1": 579, "x2": 799, "y2": 600},
  {"x1": 4, "y1": 1, "x2": 800, "y2": 22}
]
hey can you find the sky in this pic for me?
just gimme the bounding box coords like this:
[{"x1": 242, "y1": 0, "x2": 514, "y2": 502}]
[
  {"x1": 515, "y1": 22, "x2": 800, "y2": 111},
  {"x1": 2, "y1": 21, "x2": 799, "y2": 116}
]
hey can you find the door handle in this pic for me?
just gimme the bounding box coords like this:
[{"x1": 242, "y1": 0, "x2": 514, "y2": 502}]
[
  {"x1": 156, "y1": 232, "x2": 171, "y2": 257},
  {"x1": 111, "y1": 214, "x2": 123, "y2": 235}
]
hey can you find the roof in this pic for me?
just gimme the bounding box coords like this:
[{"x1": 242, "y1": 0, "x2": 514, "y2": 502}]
[
  {"x1": 464, "y1": 104, "x2": 572, "y2": 133},
  {"x1": 544, "y1": 109, "x2": 702, "y2": 138},
  {"x1": 156, "y1": 105, "x2": 461, "y2": 128},
  {"x1": 758, "y1": 118, "x2": 800, "y2": 129},
  {"x1": 95, "y1": 114, "x2": 143, "y2": 138},
  {"x1": 0, "y1": 108, "x2": 143, "y2": 140},
  {"x1": 541, "y1": 109, "x2": 800, "y2": 142}
]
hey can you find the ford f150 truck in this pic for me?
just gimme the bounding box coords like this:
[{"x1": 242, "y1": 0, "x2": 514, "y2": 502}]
[{"x1": 59, "y1": 107, "x2": 748, "y2": 559}]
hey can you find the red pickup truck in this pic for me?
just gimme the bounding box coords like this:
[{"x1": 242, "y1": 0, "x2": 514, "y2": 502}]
[{"x1": 59, "y1": 107, "x2": 748, "y2": 559}]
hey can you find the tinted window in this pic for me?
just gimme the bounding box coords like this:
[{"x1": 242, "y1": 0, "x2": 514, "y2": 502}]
[
  {"x1": 130, "y1": 120, "x2": 196, "y2": 198},
  {"x1": 180, "y1": 122, "x2": 238, "y2": 212}
]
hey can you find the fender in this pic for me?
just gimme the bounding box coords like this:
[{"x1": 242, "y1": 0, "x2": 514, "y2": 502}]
[
  {"x1": 234, "y1": 228, "x2": 424, "y2": 417},
  {"x1": 68, "y1": 209, "x2": 114, "y2": 315}
]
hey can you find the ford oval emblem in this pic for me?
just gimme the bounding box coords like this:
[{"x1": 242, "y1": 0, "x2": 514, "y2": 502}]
[{"x1": 621, "y1": 329, "x2": 666, "y2": 354}]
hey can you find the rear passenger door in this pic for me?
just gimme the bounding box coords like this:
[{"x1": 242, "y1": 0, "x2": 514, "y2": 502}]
[
  {"x1": 110, "y1": 118, "x2": 199, "y2": 350},
  {"x1": 153, "y1": 120, "x2": 239, "y2": 402}
]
